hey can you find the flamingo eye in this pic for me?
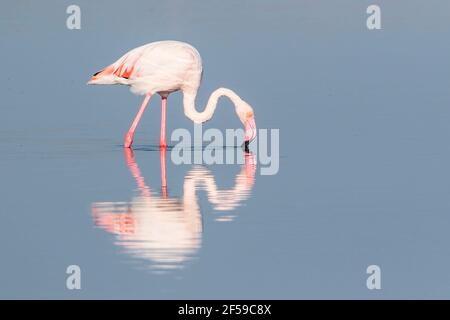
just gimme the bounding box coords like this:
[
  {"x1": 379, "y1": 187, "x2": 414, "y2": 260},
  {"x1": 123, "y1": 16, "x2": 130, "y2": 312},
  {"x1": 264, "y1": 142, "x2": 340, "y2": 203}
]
[{"x1": 93, "y1": 70, "x2": 102, "y2": 76}]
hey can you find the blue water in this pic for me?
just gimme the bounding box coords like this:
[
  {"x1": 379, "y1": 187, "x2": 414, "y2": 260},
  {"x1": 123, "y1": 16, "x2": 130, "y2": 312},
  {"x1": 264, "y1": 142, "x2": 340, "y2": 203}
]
[{"x1": 1, "y1": 1, "x2": 450, "y2": 299}]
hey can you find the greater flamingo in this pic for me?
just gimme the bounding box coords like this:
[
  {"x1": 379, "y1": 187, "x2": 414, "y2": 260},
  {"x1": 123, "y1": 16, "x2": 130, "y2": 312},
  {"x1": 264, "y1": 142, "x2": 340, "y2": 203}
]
[{"x1": 88, "y1": 40, "x2": 257, "y2": 148}]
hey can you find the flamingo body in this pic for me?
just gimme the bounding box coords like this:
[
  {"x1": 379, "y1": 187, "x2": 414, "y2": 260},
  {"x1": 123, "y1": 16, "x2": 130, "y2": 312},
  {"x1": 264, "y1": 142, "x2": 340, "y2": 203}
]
[{"x1": 88, "y1": 41, "x2": 256, "y2": 148}]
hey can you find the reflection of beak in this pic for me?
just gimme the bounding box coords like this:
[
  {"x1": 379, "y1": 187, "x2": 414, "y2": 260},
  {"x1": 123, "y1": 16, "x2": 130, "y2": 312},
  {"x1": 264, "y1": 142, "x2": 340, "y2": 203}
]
[{"x1": 244, "y1": 116, "x2": 257, "y2": 143}]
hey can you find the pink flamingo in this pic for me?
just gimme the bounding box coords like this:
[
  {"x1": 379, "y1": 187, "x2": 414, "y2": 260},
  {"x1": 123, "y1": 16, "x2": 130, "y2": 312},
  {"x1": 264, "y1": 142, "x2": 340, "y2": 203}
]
[{"x1": 88, "y1": 40, "x2": 257, "y2": 148}]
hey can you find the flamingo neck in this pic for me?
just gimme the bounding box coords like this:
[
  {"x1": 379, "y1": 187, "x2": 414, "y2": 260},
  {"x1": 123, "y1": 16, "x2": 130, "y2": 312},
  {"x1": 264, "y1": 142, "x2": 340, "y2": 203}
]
[{"x1": 182, "y1": 87, "x2": 250, "y2": 124}]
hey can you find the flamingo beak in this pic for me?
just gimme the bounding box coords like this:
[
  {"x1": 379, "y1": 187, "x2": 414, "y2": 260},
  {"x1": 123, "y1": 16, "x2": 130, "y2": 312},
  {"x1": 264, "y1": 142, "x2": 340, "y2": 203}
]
[{"x1": 244, "y1": 116, "x2": 257, "y2": 145}]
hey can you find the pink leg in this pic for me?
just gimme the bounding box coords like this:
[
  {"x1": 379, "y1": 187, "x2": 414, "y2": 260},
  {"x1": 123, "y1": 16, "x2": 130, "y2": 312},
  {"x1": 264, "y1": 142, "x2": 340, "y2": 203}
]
[
  {"x1": 160, "y1": 97, "x2": 167, "y2": 148},
  {"x1": 124, "y1": 93, "x2": 152, "y2": 148}
]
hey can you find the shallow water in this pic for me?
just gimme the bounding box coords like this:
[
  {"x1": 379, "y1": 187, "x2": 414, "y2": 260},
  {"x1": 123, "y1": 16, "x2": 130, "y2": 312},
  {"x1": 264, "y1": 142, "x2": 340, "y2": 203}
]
[{"x1": 2, "y1": 1, "x2": 450, "y2": 299}]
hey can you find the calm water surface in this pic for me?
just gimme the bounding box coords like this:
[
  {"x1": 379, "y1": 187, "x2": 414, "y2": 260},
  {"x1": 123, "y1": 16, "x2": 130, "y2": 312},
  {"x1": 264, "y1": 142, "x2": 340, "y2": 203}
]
[{"x1": 1, "y1": 1, "x2": 450, "y2": 298}]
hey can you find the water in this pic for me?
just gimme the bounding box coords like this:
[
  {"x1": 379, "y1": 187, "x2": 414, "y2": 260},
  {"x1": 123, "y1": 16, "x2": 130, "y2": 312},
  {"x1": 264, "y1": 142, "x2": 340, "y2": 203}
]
[{"x1": 1, "y1": 1, "x2": 450, "y2": 299}]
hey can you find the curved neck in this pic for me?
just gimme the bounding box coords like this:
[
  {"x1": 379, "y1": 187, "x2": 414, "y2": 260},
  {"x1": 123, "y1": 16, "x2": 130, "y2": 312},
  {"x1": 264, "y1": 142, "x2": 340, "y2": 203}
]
[{"x1": 182, "y1": 87, "x2": 247, "y2": 124}]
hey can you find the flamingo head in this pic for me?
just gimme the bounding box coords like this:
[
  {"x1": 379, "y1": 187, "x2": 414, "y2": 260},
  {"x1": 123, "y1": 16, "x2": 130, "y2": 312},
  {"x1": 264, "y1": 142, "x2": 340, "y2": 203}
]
[
  {"x1": 244, "y1": 116, "x2": 257, "y2": 144},
  {"x1": 236, "y1": 100, "x2": 257, "y2": 145}
]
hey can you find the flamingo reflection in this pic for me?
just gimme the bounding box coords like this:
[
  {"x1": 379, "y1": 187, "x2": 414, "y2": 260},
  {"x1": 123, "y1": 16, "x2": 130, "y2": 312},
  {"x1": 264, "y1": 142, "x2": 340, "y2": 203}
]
[{"x1": 91, "y1": 148, "x2": 256, "y2": 272}]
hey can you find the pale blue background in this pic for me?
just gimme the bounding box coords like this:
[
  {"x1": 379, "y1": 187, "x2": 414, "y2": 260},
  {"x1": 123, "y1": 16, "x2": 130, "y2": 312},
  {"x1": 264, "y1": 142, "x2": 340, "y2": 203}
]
[{"x1": 1, "y1": 0, "x2": 450, "y2": 299}]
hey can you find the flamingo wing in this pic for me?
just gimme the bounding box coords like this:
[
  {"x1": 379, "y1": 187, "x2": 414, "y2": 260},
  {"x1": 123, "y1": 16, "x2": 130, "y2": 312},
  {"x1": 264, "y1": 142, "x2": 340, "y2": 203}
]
[{"x1": 111, "y1": 45, "x2": 147, "y2": 79}]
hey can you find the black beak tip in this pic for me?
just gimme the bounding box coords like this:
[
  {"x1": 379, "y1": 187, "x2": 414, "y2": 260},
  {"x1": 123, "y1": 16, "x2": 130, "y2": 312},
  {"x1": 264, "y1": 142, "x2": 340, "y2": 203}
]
[{"x1": 243, "y1": 140, "x2": 250, "y2": 152}]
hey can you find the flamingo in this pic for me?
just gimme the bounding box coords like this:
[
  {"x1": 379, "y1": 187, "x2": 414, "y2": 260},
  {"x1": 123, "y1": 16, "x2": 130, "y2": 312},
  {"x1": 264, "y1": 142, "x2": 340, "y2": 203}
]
[{"x1": 88, "y1": 40, "x2": 257, "y2": 148}]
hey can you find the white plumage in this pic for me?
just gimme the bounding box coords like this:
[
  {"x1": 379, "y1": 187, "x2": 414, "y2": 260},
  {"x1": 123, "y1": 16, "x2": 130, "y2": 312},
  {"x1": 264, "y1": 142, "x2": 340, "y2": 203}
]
[{"x1": 89, "y1": 40, "x2": 256, "y2": 148}]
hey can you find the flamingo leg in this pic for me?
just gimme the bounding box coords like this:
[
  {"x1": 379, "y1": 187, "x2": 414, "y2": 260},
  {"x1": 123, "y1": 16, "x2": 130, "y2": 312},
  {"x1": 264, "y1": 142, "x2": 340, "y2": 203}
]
[
  {"x1": 124, "y1": 93, "x2": 152, "y2": 148},
  {"x1": 160, "y1": 97, "x2": 167, "y2": 147}
]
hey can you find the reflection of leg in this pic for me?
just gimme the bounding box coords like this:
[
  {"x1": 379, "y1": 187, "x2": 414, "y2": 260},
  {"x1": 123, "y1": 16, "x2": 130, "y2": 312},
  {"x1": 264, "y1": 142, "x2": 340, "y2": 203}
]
[
  {"x1": 160, "y1": 147, "x2": 167, "y2": 199},
  {"x1": 160, "y1": 97, "x2": 167, "y2": 147},
  {"x1": 160, "y1": 96, "x2": 167, "y2": 197},
  {"x1": 124, "y1": 93, "x2": 152, "y2": 148},
  {"x1": 124, "y1": 148, "x2": 151, "y2": 198}
]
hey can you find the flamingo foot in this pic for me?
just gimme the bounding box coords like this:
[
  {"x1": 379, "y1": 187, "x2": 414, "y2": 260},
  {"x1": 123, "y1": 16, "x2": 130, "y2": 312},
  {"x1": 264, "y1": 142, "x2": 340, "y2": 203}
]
[{"x1": 124, "y1": 132, "x2": 134, "y2": 148}]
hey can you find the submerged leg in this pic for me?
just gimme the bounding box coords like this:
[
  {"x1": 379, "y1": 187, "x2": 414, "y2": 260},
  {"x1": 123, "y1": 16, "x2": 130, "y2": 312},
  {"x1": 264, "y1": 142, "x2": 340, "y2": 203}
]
[
  {"x1": 160, "y1": 96, "x2": 167, "y2": 148},
  {"x1": 124, "y1": 93, "x2": 152, "y2": 148}
]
